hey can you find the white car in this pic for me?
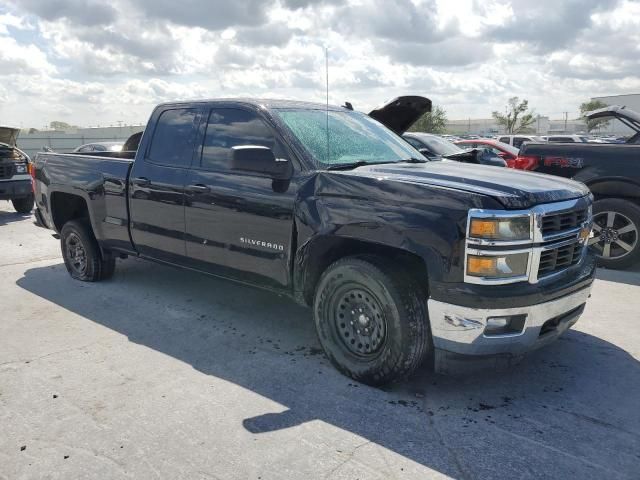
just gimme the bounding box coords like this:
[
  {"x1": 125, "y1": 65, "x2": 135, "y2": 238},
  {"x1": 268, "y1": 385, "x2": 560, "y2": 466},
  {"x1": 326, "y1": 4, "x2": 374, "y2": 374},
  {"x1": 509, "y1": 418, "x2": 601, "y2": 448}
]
[{"x1": 497, "y1": 134, "x2": 546, "y2": 149}]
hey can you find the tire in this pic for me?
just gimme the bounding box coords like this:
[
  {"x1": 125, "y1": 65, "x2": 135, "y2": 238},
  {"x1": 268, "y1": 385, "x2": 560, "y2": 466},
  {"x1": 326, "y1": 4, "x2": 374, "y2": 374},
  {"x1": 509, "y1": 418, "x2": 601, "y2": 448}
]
[
  {"x1": 12, "y1": 194, "x2": 34, "y2": 214},
  {"x1": 590, "y1": 198, "x2": 640, "y2": 269},
  {"x1": 60, "y1": 219, "x2": 116, "y2": 281},
  {"x1": 313, "y1": 256, "x2": 430, "y2": 386}
]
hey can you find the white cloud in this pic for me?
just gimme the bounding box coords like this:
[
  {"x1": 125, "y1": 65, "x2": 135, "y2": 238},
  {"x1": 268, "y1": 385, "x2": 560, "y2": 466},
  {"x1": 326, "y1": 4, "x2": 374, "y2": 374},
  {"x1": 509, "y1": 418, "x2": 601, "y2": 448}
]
[{"x1": 0, "y1": 0, "x2": 639, "y2": 127}]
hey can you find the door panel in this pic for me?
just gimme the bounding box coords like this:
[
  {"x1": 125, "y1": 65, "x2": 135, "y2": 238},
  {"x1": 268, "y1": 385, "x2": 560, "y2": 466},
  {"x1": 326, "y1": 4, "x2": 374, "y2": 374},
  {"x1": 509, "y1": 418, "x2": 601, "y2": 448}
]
[
  {"x1": 184, "y1": 107, "x2": 296, "y2": 287},
  {"x1": 129, "y1": 107, "x2": 199, "y2": 262}
]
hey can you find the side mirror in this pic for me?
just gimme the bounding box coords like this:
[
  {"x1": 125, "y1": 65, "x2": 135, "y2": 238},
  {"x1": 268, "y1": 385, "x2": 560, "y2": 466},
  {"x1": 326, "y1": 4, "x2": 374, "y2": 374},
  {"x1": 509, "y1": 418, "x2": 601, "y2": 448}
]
[{"x1": 230, "y1": 145, "x2": 292, "y2": 180}]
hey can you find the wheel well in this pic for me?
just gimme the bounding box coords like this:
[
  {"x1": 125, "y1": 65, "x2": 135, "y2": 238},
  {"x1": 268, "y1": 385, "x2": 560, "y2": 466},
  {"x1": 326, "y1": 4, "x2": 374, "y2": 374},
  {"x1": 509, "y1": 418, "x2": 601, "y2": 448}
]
[
  {"x1": 589, "y1": 181, "x2": 640, "y2": 207},
  {"x1": 300, "y1": 236, "x2": 429, "y2": 305},
  {"x1": 50, "y1": 192, "x2": 89, "y2": 231}
]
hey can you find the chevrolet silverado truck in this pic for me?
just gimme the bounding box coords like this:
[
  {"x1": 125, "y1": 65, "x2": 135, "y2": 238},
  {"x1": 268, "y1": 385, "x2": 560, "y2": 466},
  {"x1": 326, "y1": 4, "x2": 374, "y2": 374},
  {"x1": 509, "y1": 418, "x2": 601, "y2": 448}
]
[
  {"x1": 33, "y1": 97, "x2": 595, "y2": 385},
  {"x1": 0, "y1": 126, "x2": 34, "y2": 213},
  {"x1": 514, "y1": 105, "x2": 640, "y2": 269}
]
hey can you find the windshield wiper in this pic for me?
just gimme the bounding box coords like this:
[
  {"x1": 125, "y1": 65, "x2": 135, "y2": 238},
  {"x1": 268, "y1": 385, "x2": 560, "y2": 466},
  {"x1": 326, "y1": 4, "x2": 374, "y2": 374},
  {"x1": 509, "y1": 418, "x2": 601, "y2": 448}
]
[
  {"x1": 397, "y1": 157, "x2": 427, "y2": 163},
  {"x1": 325, "y1": 161, "x2": 393, "y2": 170}
]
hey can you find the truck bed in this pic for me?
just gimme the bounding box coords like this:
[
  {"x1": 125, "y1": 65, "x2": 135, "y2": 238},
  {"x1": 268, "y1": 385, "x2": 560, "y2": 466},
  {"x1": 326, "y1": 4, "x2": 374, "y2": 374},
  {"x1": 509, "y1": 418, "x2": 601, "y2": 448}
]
[{"x1": 34, "y1": 152, "x2": 135, "y2": 252}]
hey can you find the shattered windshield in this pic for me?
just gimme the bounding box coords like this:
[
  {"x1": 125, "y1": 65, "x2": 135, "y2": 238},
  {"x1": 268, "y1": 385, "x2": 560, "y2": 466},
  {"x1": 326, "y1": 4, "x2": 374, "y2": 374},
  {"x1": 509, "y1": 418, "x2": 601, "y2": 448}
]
[{"x1": 275, "y1": 109, "x2": 425, "y2": 167}]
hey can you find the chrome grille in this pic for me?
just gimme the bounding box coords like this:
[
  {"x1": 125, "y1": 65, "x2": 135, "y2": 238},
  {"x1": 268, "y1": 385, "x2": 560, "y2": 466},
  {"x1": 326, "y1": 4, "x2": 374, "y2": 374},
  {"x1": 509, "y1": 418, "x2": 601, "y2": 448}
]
[
  {"x1": 538, "y1": 239, "x2": 583, "y2": 277},
  {"x1": 541, "y1": 208, "x2": 589, "y2": 236}
]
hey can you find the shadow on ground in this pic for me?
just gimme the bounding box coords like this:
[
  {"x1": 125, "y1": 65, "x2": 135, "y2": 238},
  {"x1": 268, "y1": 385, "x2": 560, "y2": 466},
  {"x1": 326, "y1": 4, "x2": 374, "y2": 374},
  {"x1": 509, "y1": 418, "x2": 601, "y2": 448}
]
[
  {"x1": 0, "y1": 208, "x2": 31, "y2": 226},
  {"x1": 16, "y1": 259, "x2": 640, "y2": 479}
]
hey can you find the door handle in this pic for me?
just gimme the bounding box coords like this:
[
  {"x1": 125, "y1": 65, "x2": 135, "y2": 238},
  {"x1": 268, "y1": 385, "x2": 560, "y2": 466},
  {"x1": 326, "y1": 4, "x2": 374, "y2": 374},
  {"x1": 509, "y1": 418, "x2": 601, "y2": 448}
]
[
  {"x1": 132, "y1": 177, "x2": 150, "y2": 187},
  {"x1": 187, "y1": 184, "x2": 211, "y2": 193}
]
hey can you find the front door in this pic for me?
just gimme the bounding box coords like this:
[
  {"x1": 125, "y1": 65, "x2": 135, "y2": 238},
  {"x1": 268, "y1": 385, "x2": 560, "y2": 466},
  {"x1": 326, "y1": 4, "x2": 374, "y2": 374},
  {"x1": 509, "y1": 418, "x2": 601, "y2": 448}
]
[
  {"x1": 129, "y1": 107, "x2": 200, "y2": 263},
  {"x1": 184, "y1": 107, "x2": 297, "y2": 288}
]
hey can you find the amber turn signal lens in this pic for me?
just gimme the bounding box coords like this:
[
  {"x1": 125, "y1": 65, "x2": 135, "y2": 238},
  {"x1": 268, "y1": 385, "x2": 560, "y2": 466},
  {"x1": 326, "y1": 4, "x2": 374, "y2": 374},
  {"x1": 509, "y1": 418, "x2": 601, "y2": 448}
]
[
  {"x1": 470, "y1": 219, "x2": 498, "y2": 237},
  {"x1": 467, "y1": 255, "x2": 497, "y2": 275}
]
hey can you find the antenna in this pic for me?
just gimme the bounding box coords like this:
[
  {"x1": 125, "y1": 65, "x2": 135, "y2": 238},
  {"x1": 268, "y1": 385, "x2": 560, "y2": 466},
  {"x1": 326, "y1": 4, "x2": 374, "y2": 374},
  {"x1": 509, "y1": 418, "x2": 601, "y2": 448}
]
[{"x1": 325, "y1": 46, "x2": 330, "y2": 165}]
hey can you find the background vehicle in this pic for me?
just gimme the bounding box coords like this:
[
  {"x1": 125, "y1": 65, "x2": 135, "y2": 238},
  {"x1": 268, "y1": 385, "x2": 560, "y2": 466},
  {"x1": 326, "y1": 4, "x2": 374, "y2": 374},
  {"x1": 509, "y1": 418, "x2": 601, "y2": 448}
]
[
  {"x1": 33, "y1": 96, "x2": 595, "y2": 385},
  {"x1": 511, "y1": 106, "x2": 640, "y2": 268},
  {"x1": 73, "y1": 141, "x2": 124, "y2": 153},
  {"x1": 0, "y1": 126, "x2": 34, "y2": 213},
  {"x1": 498, "y1": 134, "x2": 546, "y2": 149},
  {"x1": 403, "y1": 132, "x2": 507, "y2": 166},
  {"x1": 455, "y1": 139, "x2": 519, "y2": 163},
  {"x1": 546, "y1": 135, "x2": 588, "y2": 143}
]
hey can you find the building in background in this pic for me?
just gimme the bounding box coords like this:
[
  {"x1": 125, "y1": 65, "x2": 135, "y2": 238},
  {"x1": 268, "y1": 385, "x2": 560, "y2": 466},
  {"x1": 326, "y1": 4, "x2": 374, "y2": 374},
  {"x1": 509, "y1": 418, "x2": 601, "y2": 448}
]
[
  {"x1": 15, "y1": 125, "x2": 145, "y2": 159},
  {"x1": 445, "y1": 115, "x2": 586, "y2": 136},
  {"x1": 591, "y1": 94, "x2": 640, "y2": 135}
]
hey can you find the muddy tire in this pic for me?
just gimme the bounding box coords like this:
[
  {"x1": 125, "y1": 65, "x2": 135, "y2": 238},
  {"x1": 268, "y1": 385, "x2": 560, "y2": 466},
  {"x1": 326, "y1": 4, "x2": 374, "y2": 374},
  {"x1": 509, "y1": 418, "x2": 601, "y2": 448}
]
[
  {"x1": 313, "y1": 256, "x2": 430, "y2": 386},
  {"x1": 60, "y1": 219, "x2": 116, "y2": 281},
  {"x1": 12, "y1": 194, "x2": 34, "y2": 214},
  {"x1": 590, "y1": 199, "x2": 640, "y2": 269}
]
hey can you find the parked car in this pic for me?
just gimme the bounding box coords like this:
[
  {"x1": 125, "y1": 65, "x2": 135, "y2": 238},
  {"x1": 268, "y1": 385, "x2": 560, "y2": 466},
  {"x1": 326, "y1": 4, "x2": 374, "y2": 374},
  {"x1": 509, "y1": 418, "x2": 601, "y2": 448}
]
[
  {"x1": 0, "y1": 126, "x2": 34, "y2": 213},
  {"x1": 454, "y1": 139, "x2": 520, "y2": 163},
  {"x1": 546, "y1": 135, "x2": 589, "y2": 143},
  {"x1": 403, "y1": 132, "x2": 507, "y2": 166},
  {"x1": 73, "y1": 141, "x2": 124, "y2": 153},
  {"x1": 33, "y1": 96, "x2": 595, "y2": 385},
  {"x1": 509, "y1": 105, "x2": 640, "y2": 268},
  {"x1": 498, "y1": 134, "x2": 546, "y2": 148}
]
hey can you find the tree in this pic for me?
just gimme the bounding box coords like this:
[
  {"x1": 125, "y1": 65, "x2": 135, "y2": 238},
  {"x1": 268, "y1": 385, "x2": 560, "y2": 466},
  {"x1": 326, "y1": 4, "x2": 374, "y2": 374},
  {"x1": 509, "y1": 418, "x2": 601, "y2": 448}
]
[
  {"x1": 492, "y1": 97, "x2": 536, "y2": 134},
  {"x1": 579, "y1": 99, "x2": 609, "y2": 132},
  {"x1": 49, "y1": 121, "x2": 71, "y2": 130},
  {"x1": 408, "y1": 105, "x2": 448, "y2": 134}
]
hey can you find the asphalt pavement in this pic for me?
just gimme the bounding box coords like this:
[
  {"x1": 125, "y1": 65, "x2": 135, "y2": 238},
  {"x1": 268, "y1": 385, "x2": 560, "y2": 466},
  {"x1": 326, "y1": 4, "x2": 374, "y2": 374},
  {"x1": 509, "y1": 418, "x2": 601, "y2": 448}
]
[{"x1": 1, "y1": 202, "x2": 639, "y2": 479}]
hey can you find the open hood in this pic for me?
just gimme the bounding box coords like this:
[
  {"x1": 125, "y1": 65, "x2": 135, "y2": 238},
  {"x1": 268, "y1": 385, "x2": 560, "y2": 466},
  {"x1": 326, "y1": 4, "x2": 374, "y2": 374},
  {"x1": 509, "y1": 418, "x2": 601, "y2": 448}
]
[
  {"x1": 585, "y1": 105, "x2": 640, "y2": 142},
  {"x1": 0, "y1": 126, "x2": 20, "y2": 147},
  {"x1": 368, "y1": 96, "x2": 432, "y2": 134}
]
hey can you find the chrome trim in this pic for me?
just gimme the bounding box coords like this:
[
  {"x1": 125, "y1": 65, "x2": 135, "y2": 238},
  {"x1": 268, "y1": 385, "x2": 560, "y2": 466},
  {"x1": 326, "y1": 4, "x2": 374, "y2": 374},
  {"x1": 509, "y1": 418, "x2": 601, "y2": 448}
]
[
  {"x1": 428, "y1": 285, "x2": 592, "y2": 356},
  {"x1": 464, "y1": 197, "x2": 592, "y2": 285}
]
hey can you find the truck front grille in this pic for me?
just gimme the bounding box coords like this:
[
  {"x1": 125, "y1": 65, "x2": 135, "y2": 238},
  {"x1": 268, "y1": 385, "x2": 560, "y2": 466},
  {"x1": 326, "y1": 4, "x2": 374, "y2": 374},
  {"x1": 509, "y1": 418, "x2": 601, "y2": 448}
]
[
  {"x1": 0, "y1": 164, "x2": 14, "y2": 179},
  {"x1": 538, "y1": 239, "x2": 583, "y2": 277},
  {"x1": 541, "y1": 208, "x2": 589, "y2": 236}
]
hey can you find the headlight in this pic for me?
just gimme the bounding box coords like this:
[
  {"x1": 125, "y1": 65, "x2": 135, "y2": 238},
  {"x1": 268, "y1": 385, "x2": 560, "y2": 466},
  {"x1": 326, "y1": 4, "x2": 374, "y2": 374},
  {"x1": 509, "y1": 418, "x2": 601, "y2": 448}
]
[
  {"x1": 469, "y1": 216, "x2": 531, "y2": 241},
  {"x1": 15, "y1": 163, "x2": 28, "y2": 174},
  {"x1": 466, "y1": 252, "x2": 529, "y2": 279}
]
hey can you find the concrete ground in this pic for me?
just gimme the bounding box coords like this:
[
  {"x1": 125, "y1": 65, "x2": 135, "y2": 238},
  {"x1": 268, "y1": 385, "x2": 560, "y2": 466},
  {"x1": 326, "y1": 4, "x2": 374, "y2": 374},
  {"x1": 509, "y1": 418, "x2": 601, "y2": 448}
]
[{"x1": 0, "y1": 201, "x2": 639, "y2": 480}]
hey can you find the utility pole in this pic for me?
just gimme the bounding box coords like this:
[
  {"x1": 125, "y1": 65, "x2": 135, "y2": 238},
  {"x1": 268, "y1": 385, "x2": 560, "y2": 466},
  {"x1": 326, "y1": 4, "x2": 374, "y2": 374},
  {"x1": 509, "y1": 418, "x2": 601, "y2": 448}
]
[{"x1": 563, "y1": 112, "x2": 568, "y2": 133}]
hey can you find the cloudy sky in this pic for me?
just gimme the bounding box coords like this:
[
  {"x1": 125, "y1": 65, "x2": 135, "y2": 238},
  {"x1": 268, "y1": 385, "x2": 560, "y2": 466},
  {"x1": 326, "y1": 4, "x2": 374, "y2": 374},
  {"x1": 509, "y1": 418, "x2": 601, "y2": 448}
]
[{"x1": 0, "y1": 0, "x2": 639, "y2": 128}]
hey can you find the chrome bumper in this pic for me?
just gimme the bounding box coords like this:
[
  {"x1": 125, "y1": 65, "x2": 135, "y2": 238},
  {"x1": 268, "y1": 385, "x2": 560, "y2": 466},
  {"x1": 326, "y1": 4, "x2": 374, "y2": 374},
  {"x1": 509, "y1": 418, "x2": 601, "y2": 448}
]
[{"x1": 428, "y1": 285, "x2": 592, "y2": 367}]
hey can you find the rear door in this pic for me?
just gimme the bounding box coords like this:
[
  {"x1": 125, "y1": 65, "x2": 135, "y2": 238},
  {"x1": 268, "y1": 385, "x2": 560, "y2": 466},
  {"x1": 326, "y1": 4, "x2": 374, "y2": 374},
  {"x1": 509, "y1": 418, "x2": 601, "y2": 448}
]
[
  {"x1": 183, "y1": 107, "x2": 297, "y2": 288},
  {"x1": 129, "y1": 106, "x2": 201, "y2": 263}
]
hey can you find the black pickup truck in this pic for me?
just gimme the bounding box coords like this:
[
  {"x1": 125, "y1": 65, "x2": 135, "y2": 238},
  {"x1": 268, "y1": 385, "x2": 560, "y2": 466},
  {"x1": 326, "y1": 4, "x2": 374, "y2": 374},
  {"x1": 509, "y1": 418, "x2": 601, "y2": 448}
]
[
  {"x1": 33, "y1": 97, "x2": 596, "y2": 385},
  {"x1": 517, "y1": 106, "x2": 640, "y2": 269}
]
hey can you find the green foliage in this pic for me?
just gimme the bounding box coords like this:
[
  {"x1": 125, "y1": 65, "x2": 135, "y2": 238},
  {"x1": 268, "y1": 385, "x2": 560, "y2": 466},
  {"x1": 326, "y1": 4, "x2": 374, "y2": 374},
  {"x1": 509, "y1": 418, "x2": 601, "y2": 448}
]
[
  {"x1": 408, "y1": 105, "x2": 448, "y2": 134},
  {"x1": 492, "y1": 97, "x2": 536, "y2": 134},
  {"x1": 49, "y1": 121, "x2": 71, "y2": 130},
  {"x1": 579, "y1": 100, "x2": 610, "y2": 132}
]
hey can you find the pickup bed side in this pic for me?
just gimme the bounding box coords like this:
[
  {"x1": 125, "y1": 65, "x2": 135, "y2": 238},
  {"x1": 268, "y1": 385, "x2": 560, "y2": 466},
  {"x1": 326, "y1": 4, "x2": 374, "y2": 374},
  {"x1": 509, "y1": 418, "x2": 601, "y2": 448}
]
[{"x1": 518, "y1": 142, "x2": 640, "y2": 268}]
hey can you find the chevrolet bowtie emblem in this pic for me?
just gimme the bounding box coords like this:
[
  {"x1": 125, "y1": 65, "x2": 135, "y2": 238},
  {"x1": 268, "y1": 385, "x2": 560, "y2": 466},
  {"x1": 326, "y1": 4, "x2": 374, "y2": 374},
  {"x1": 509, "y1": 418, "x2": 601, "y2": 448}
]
[{"x1": 579, "y1": 226, "x2": 591, "y2": 243}]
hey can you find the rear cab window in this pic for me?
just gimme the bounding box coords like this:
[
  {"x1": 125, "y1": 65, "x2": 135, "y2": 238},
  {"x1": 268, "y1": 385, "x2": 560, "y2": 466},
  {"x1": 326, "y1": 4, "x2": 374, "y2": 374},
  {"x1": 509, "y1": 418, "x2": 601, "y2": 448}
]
[{"x1": 147, "y1": 108, "x2": 199, "y2": 167}]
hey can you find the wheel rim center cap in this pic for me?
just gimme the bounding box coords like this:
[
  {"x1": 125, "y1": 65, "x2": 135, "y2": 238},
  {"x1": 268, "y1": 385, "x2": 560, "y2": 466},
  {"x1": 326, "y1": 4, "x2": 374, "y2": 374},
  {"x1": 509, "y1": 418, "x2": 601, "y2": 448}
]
[
  {"x1": 358, "y1": 314, "x2": 369, "y2": 326},
  {"x1": 601, "y1": 228, "x2": 618, "y2": 243}
]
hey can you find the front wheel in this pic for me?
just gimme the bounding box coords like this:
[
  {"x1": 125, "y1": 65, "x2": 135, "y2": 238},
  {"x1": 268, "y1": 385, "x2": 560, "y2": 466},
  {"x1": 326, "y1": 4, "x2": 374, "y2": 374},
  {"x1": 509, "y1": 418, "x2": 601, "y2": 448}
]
[
  {"x1": 12, "y1": 194, "x2": 34, "y2": 214},
  {"x1": 589, "y1": 198, "x2": 640, "y2": 269},
  {"x1": 60, "y1": 219, "x2": 116, "y2": 281},
  {"x1": 313, "y1": 256, "x2": 430, "y2": 386}
]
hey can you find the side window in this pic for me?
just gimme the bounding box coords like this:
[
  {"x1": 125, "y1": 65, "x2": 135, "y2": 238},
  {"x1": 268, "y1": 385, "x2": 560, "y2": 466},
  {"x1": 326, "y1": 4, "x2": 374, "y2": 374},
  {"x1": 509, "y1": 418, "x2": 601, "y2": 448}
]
[
  {"x1": 513, "y1": 137, "x2": 526, "y2": 148},
  {"x1": 404, "y1": 137, "x2": 424, "y2": 149},
  {"x1": 200, "y1": 108, "x2": 286, "y2": 171},
  {"x1": 78, "y1": 145, "x2": 93, "y2": 153},
  {"x1": 498, "y1": 136, "x2": 509, "y2": 144},
  {"x1": 147, "y1": 108, "x2": 198, "y2": 167}
]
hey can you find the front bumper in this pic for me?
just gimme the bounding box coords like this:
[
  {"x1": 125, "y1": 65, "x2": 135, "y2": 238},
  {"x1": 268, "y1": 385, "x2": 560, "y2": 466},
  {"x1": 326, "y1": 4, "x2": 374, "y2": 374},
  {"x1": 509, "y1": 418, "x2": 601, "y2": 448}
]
[
  {"x1": 428, "y1": 284, "x2": 592, "y2": 374},
  {"x1": 0, "y1": 177, "x2": 32, "y2": 200}
]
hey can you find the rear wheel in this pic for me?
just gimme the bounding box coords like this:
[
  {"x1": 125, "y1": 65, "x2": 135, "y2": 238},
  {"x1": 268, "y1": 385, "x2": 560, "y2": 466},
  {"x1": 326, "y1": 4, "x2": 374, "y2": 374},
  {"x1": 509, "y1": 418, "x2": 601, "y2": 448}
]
[
  {"x1": 60, "y1": 219, "x2": 116, "y2": 281},
  {"x1": 12, "y1": 194, "x2": 34, "y2": 214},
  {"x1": 313, "y1": 256, "x2": 430, "y2": 386},
  {"x1": 589, "y1": 198, "x2": 640, "y2": 269}
]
